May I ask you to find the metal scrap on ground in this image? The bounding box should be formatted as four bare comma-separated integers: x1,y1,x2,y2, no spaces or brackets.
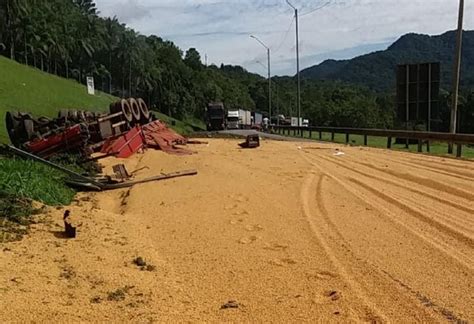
7,144,198,192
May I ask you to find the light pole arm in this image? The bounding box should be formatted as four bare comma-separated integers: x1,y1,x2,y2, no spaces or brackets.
250,35,269,50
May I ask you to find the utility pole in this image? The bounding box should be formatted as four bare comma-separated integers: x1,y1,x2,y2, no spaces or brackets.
286,0,301,128
250,35,272,120
449,0,464,154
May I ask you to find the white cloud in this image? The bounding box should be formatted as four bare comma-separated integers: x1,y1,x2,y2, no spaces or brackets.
94,0,474,76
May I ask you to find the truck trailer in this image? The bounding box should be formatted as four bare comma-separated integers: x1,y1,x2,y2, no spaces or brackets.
239,109,252,129
252,112,263,127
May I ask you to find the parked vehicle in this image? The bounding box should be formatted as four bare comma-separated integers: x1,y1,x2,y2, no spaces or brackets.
206,103,226,131
227,110,240,129
239,109,251,129
291,117,303,127
303,119,309,127
252,112,263,127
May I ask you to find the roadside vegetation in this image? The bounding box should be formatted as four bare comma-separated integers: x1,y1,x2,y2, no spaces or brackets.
294,132,474,159
0,152,81,242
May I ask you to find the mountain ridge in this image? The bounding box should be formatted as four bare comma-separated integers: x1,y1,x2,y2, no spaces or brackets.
301,30,474,92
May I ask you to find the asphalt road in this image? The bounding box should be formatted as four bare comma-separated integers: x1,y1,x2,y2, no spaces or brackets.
194,129,312,142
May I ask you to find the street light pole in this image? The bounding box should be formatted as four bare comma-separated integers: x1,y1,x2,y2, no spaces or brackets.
286,0,301,128
449,0,464,154
250,35,272,120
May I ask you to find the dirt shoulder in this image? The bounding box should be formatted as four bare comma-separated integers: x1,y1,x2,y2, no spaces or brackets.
1,139,473,322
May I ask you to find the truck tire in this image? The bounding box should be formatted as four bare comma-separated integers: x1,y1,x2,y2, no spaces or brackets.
127,98,141,123
119,99,133,123
5,112,20,144
24,119,35,140
137,98,150,123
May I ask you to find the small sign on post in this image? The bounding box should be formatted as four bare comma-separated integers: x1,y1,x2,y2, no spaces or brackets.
86,76,95,95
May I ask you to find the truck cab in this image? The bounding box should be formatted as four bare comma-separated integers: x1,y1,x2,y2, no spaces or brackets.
227,110,240,129
206,103,226,131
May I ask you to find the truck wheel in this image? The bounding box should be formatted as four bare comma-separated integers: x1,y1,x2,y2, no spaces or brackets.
119,99,133,123
137,98,150,123
24,119,35,140
127,98,141,124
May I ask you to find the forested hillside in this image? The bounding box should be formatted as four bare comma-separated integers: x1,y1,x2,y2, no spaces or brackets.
301,31,474,92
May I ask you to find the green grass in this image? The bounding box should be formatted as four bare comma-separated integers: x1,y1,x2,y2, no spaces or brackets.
152,111,205,135
0,56,116,143
0,157,75,206
284,130,474,159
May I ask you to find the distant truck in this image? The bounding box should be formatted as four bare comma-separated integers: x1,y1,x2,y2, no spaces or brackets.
239,109,251,129
227,110,240,129
206,103,226,131
252,112,263,128
291,117,303,127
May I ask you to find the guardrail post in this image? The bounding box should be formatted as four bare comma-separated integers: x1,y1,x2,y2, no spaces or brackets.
364,135,368,146
345,133,350,144
293,129,296,136
456,144,462,158
319,131,322,140
309,130,312,139
387,137,392,149
426,141,430,152
417,140,423,153
331,132,335,142
300,128,304,138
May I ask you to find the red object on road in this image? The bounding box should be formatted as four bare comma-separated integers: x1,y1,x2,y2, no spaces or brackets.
142,120,194,155
101,126,145,158
98,120,194,158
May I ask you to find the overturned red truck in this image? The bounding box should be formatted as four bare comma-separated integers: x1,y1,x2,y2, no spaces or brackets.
5,98,193,159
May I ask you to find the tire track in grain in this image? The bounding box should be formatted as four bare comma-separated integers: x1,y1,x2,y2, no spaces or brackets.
311,171,454,322
358,150,474,182
313,154,474,232
349,177,474,247
300,172,388,322
300,152,474,270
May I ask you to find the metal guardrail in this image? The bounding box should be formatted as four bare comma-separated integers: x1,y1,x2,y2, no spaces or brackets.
271,126,474,158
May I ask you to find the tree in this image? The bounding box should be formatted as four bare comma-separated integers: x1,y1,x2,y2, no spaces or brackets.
184,48,202,70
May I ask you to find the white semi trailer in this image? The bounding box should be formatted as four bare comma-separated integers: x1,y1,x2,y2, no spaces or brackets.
239,109,251,129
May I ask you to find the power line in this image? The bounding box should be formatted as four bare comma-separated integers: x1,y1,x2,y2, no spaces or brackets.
300,1,332,17
272,16,295,54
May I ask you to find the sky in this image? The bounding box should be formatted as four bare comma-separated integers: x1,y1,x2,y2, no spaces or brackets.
94,0,474,77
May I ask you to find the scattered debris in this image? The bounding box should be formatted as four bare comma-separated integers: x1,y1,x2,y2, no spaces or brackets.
220,300,240,309
7,145,198,192
112,164,131,181
132,257,157,272
326,290,341,301
143,120,194,155
90,296,102,304
333,151,345,156
239,134,260,149
107,286,134,302
133,257,147,267
63,210,76,238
